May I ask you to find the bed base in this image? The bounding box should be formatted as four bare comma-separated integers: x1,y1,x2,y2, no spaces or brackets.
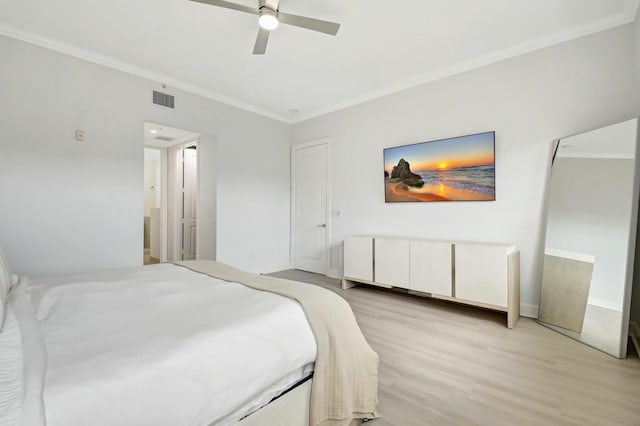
238,378,311,426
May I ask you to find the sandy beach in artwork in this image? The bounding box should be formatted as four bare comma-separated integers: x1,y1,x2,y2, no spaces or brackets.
385,178,494,202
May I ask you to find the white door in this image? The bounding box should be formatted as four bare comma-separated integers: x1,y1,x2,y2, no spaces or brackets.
181,146,198,260
292,142,329,274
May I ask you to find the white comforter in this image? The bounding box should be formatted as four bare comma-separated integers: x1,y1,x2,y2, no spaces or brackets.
27,263,317,426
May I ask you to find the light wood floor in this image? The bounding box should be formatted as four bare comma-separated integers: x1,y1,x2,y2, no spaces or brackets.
268,269,640,426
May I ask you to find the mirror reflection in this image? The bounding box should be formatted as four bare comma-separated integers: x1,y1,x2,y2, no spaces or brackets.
539,118,639,358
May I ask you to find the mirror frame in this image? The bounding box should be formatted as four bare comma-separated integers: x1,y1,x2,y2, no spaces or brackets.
537,118,640,358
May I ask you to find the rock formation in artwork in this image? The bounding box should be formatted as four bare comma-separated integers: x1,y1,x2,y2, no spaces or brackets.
390,158,424,187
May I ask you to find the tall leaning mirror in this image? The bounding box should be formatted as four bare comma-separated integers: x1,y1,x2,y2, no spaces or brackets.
538,118,640,358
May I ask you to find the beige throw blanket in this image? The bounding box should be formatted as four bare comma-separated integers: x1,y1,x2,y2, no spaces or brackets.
175,260,379,426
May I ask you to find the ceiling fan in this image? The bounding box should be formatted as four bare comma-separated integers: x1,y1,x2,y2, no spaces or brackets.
190,0,341,54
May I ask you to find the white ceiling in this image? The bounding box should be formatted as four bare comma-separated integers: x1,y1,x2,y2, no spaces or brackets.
144,121,200,147
1,0,638,123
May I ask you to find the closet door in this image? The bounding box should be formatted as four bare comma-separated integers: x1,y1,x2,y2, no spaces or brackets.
410,241,452,296
375,238,410,288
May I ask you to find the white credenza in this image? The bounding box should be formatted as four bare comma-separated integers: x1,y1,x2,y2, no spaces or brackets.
342,236,520,328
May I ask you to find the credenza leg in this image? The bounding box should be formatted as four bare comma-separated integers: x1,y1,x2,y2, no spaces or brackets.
341,279,358,290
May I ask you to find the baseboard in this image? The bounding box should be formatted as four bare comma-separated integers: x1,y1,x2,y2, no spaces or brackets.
520,303,539,319
262,263,293,274
326,269,341,280
630,321,640,359
587,297,622,312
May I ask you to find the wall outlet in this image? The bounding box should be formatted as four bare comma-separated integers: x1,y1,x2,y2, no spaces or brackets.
75,129,85,142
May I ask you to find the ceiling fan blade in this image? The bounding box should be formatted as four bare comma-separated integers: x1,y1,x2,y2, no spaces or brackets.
189,0,259,15
253,28,270,55
278,12,340,35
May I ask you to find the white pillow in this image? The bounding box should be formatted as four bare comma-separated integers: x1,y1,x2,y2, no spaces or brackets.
3,278,46,426
0,246,11,331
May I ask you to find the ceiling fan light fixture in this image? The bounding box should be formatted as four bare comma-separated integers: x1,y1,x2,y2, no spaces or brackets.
258,9,279,30
189,0,341,54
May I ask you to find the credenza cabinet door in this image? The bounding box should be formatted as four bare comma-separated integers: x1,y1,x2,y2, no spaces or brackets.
343,237,373,282
374,238,410,287
410,241,452,296
455,243,508,307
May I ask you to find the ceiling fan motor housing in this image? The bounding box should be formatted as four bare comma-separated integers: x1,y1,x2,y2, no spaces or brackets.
259,7,279,30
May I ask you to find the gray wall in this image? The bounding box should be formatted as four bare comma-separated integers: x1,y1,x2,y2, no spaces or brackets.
631,119,640,328
631,0,640,330
632,193,640,327
291,23,640,316
0,35,292,277
636,7,640,98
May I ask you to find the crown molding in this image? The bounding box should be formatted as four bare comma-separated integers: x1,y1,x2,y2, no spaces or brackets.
1,5,637,127
0,23,292,123
291,11,638,123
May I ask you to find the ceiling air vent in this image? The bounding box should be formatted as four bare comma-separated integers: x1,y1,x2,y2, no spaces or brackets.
152,91,175,109
154,136,174,142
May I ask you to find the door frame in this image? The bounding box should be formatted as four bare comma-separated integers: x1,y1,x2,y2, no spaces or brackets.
290,138,332,275
144,121,216,264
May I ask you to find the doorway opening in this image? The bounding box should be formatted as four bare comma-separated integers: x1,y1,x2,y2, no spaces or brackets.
144,121,216,264
143,147,163,264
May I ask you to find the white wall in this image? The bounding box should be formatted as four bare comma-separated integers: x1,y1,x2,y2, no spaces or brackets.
197,134,218,262
545,158,635,311
0,34,291,277
636,8,640,96
291,24,640,316
631,4,640,328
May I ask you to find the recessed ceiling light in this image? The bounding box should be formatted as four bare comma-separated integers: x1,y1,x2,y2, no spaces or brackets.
150,129,158,134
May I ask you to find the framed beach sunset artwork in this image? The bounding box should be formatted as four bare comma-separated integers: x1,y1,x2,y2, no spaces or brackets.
384,131,495,202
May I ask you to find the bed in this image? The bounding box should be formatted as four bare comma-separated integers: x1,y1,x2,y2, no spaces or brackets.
0,251,379,426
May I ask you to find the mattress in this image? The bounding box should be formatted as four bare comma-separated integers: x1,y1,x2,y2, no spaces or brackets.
26,263,317,426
